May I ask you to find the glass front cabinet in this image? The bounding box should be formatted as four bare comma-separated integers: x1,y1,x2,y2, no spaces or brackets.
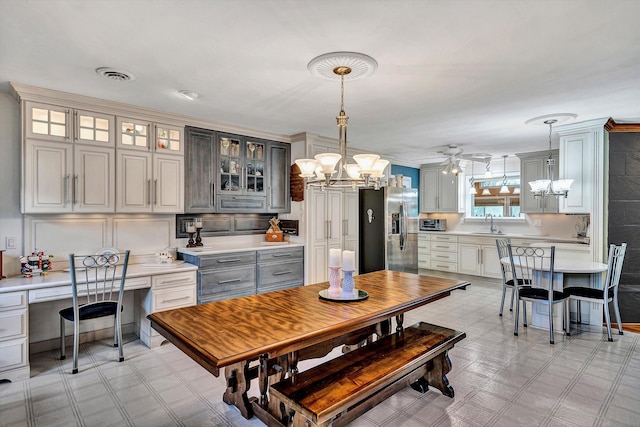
216,133,267,212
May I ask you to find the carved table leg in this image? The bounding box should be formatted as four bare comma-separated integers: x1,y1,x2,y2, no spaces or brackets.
258,354,269,407
223,361,254,419
423,350,455,398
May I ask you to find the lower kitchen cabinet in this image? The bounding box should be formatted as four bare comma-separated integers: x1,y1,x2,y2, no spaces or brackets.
257,247,304,293
181,246,304,303
136,271,197,348
418,233,431,269
0,291,29,382
428,234,458,272
458,239,502,279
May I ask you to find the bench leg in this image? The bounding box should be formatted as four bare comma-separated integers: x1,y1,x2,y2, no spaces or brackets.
396,313,405,331
223,361,254,419
420,350,455,398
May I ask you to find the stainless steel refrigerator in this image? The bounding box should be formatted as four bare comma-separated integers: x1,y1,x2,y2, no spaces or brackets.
359,187,419,274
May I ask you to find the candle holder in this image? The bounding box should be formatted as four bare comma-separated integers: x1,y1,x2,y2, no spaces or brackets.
341,270,355,296
328,266,342,296
186,221,197,248
195,218,204,247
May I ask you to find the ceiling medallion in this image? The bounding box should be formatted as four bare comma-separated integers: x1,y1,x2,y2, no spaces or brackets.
95,67,136,82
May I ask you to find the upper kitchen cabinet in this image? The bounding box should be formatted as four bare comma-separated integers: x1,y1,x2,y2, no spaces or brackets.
184,126,217,213
116,117,184,213
517,150,559,213
558,131,594,214
420,165,458,213
22,102,115,213
266,141,291,213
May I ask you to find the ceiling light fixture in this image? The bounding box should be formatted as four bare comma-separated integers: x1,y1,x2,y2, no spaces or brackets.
499,155,510,194
178,90,199,101
527,118,574,198
295,52,386,190
468,160,477,195
484,157,492,178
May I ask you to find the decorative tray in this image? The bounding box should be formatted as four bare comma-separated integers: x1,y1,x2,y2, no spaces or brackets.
318,289,369,302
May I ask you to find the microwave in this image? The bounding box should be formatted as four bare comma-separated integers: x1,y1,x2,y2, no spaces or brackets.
420,219,446,231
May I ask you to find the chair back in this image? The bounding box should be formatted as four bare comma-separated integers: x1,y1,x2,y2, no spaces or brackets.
496,238,512,279
604,243,627,295
68,250,130,309
507,244,556,301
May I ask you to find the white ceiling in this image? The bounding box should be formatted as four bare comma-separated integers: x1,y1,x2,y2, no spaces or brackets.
1,0,639,167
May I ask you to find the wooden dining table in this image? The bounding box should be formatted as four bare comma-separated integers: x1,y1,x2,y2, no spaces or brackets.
148,270,469,424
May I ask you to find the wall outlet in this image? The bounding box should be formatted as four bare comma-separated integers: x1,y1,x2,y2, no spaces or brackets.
533,220,542,227
5,236,16,249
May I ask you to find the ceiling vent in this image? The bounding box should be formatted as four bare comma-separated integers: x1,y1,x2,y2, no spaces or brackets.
95,67,136,81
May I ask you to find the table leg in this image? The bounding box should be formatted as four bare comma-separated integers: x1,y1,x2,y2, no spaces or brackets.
396,313,404,331
223,361,254,419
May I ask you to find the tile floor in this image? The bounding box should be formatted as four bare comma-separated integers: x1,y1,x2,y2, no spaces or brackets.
2,272,639,427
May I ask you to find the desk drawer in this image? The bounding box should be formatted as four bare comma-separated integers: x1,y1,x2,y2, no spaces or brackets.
199,266,256,300
0,338,28,371
198,251,256,269
152,286,196,312
0,292,27,311
0,310,27,340
430,242,457,252
28,276,150,303
152,271,196,290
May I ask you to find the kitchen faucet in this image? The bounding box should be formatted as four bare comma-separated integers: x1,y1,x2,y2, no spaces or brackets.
486,214,498,233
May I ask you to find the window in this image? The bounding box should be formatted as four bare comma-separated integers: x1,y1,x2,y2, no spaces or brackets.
468,177,522,218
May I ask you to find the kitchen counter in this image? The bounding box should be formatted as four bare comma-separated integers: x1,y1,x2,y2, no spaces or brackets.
178,242,305,256
0,262,198,294
418,230,589,245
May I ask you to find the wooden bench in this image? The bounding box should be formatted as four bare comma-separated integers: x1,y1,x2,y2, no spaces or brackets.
269,322,466,427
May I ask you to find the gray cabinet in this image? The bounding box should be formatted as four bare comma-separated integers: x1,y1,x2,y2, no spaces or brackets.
257,247,304,293
517,150,559,213
267,141,291,213
181,247,303,303
185,126,216,213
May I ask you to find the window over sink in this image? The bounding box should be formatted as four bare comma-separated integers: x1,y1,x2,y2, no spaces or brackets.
467,177,522,218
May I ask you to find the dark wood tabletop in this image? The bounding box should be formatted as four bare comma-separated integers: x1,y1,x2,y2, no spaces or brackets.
148,270,469,376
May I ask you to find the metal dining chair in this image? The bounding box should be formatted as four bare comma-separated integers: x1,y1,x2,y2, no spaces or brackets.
59,249,130,374
496,238,531,316
565,243,627,341
508,244,569,344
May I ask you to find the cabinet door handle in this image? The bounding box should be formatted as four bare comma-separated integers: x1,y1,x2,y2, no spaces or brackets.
218,258,242,263
343,219,348,236
273,271,292,276
162,296,191,303
272,254,290,258
157,279,189,286
65,109,71,140
477,249,480,264
325,221,329,240
73,110,78,142
154,179,158,205
218,278,241,284
73,175,78,205
211,182,215,207
147,180,151,205
64,174,70,206
147,124,151,151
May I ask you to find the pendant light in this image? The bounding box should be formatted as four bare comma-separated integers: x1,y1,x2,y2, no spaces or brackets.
499,155,510,194
468,160,477,195
527,118,574,198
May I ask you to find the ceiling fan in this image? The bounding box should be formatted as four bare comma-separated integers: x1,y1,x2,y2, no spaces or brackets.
437,145,492,176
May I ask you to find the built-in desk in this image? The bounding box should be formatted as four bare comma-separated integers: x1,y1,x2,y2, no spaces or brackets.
0,263,198,382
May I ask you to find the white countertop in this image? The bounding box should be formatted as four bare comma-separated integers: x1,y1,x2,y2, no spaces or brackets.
419,230,589,245
0,262,198,294
178,242,304,256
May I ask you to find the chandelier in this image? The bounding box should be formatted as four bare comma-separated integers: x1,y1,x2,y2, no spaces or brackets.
527,118,573,198
295,52,387,190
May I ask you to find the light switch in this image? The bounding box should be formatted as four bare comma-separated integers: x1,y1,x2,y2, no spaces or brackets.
6,236,16,249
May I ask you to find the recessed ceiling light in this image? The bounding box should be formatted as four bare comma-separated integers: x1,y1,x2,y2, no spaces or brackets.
178,90,199,101
95,67,136,81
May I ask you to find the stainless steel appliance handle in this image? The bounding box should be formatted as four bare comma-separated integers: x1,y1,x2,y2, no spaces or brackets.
399,202,405,250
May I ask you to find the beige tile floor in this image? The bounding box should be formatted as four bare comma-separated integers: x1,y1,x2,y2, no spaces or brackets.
2,272,639,427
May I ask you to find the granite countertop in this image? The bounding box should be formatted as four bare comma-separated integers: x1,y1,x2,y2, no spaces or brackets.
178,242,304,256
418,230,590,245
0,262,198,293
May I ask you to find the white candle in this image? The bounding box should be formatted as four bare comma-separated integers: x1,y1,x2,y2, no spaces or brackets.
195,218,203,229
186,225,196,233
329,248,341,267
342,250,355,271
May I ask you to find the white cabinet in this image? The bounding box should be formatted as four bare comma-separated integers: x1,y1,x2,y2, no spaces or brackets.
0,291,29,382
559,131,593,213
136,271,196,348
428,234,458,272
420,165,458,213
517,150,559,213
418,233,430,269
22,102,115,213
116,117,184,213
457,237,502,279
309,188,344,283
343,191,359,256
